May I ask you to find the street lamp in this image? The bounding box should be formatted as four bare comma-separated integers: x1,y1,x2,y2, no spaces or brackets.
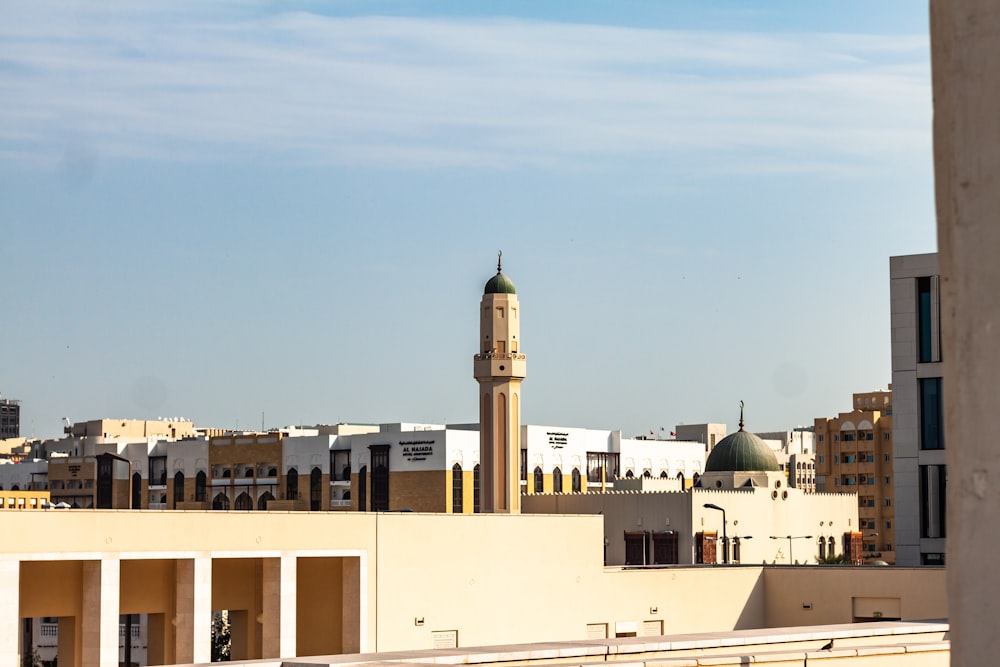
703,503,728,564
769,535,813,564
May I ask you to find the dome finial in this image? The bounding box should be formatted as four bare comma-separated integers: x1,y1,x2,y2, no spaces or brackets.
497,249,503,274
738,400,745,432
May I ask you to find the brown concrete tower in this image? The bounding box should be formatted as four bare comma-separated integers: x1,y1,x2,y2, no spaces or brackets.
474,253,526,513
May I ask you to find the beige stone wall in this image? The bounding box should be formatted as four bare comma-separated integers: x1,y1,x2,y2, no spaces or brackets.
391,470,448,512
1,511,948,661
763,566,947,627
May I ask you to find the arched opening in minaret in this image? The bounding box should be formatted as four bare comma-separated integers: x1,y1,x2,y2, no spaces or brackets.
496,392,507,511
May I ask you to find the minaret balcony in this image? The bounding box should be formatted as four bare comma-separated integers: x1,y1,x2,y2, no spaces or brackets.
474,352,527,379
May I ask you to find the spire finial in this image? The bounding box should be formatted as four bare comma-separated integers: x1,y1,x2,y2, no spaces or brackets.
738,400,745,431
497,249,503,274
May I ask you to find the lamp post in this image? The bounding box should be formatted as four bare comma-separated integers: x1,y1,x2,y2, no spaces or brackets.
703,503,728,564
770,535,813,564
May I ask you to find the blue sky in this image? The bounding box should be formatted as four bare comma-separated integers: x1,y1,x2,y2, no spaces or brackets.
1,1,935,439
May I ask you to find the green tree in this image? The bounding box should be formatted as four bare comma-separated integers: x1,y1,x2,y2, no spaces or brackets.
22,648,41,667
211,612,231,662
816,552,852,564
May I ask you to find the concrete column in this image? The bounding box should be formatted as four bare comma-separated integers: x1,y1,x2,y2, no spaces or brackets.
0,560,18,665
175,557,212,664
81,558,120,667
261,556,296,658
58,617,77,667
342,557,361,654
932,1,1000,664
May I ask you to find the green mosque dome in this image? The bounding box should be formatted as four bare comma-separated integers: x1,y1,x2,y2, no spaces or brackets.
484,252,516,294
704,405,780,472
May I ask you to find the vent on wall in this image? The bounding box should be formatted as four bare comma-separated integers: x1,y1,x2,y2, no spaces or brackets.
432,630,458,649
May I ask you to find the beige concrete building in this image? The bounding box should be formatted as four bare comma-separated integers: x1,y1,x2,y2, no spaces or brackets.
815,388,894,563
0,510,947,666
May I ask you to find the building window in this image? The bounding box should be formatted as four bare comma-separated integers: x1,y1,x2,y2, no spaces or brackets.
195,471,207,502
173,471,185,509
920,378,944,450
885,498,892,507
552,467,563,493
286,468,299,501
818,455,824,464
212,492,229,510
652,532,678,564
452,463,463,513
258,491,274,510
473,464,480,513
310,468,322,511
370,446,390,511
920,464,947,539
571,468,581,493
331,450,351,482
922,553,945,566
818,434,824,443
884,432,891,440
520,449,527,482
131,472,142,509
885,453,891,462
834,434,839,442
149,456,167,486
843,432,855,442
533,466,543,493
818,537,826,560
358,465,367,511
586,452,619,483
235,491,252,510
886,520,892,529
885,476,891,485
917,275,941,363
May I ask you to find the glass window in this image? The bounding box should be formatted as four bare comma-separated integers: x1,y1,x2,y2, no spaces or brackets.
920,464,947,538
918,276,938,363
452,463,463,514
552,467,563,493
571,468,581,493
533,466,543,493
473,464,480,513
920,378,944,450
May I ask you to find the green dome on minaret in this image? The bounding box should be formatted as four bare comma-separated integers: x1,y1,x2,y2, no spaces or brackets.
704,402,780,472
484,251,516,294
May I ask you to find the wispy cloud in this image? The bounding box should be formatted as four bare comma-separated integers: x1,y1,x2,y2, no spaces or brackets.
0,2,931,171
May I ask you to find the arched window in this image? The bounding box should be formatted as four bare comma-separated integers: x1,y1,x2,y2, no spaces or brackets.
235,492,252,511
818,537,827,560
132,472,142,509
258,491,275,510
286,468,298,501
173,471,185,509
358,465,367,511
625,470,635,479
310,467,322,511
268,467,277,477
552,467,563,493
827,536,836,555
11,484,19,491
677,472,686,488
733,537,743,563
212,492,229,510
473,464,481,513
642,470,652,478
692,472,700,485
244,468,254,478
222,469,231,479
342,490,350,500
452,463,463,514
571,468,581,493
659,470,669,478
533,466,543,493
195,471,207,502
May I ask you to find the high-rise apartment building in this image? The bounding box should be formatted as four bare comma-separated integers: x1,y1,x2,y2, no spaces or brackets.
890,253,945,566
814,387,894,563
0,397,20,439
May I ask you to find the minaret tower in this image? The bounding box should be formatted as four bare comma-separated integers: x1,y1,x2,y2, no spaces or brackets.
474,252,527,513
